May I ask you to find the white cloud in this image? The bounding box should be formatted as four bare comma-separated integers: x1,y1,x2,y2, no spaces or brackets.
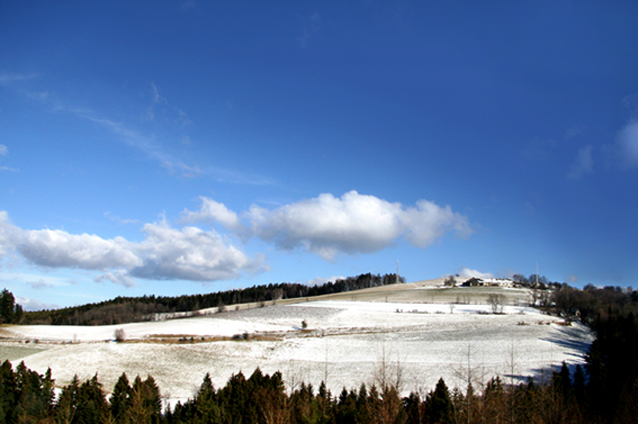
246,191,471,260
179,191,471,261
0,211,18,256
94,270,136,287
15,296,60,312
458,267,494,279
0,145,15,172
0,212,264,286
180,197,242,232
0,191,470,284
567,145,594,180
17,228,142,270
302,276,346,287
129,221,263,281
616,120,638,167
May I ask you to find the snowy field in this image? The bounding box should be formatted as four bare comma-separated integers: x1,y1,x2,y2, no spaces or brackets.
0,296,593,407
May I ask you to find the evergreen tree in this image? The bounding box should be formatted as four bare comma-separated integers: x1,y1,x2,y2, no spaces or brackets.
74,374,110,424
110,373,132,423
0,289,21,324
425,378,451,424
193,373,220,423
54,375,80,424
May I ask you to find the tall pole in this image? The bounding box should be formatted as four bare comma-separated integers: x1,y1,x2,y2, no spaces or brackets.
396,260,400,284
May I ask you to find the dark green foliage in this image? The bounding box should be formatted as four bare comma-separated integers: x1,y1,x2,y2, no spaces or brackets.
0,360,637,423
110,373,132,423
0,289,23,324
12,361,54,423
425,378,451,424
75,375,110,424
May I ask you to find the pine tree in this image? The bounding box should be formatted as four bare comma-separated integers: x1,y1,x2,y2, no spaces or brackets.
425,378,452,424
0,289,15,324
110,373,132,423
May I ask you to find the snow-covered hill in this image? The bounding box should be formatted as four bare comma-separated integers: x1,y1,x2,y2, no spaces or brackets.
0,286,593,407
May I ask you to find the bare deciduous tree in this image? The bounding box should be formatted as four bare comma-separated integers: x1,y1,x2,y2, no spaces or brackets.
487,294,505,314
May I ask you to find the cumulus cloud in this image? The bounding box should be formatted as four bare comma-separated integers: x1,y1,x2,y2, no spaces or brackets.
129,221,262,281
0,191,470,285
17,228,141,270
567,145,594,180
0,212,264,286
180,197,242,232
458,267,494,279
244,191,471,260
180,191,472,260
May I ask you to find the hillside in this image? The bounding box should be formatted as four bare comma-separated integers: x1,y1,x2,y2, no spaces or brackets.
0,280,592,407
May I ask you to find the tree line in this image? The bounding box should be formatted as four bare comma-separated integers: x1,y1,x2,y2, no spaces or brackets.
21,273,404,326
0,355,631,423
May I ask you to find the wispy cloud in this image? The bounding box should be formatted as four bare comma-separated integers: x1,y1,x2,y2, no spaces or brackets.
0,72,39,86
298,12,322,47
144,82,193,126
613,94,638,168
615,120,638,167
567,145,594,180
565,125,585,140
4,75,269,184
71,112,203,178
104,212,139,225
0,144,18,172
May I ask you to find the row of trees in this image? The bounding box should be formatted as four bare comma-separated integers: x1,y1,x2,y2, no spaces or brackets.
0,357,631,424
22,273,404,326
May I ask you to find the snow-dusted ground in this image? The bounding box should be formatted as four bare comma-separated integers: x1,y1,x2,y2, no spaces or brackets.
0,300,593,407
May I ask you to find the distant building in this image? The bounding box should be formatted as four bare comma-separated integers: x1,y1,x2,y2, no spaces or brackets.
461,278,514,288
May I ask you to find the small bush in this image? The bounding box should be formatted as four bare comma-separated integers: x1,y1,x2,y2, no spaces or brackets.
114,328,126,342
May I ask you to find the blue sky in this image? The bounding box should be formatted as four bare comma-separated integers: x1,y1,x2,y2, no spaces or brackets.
2,1,638,310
